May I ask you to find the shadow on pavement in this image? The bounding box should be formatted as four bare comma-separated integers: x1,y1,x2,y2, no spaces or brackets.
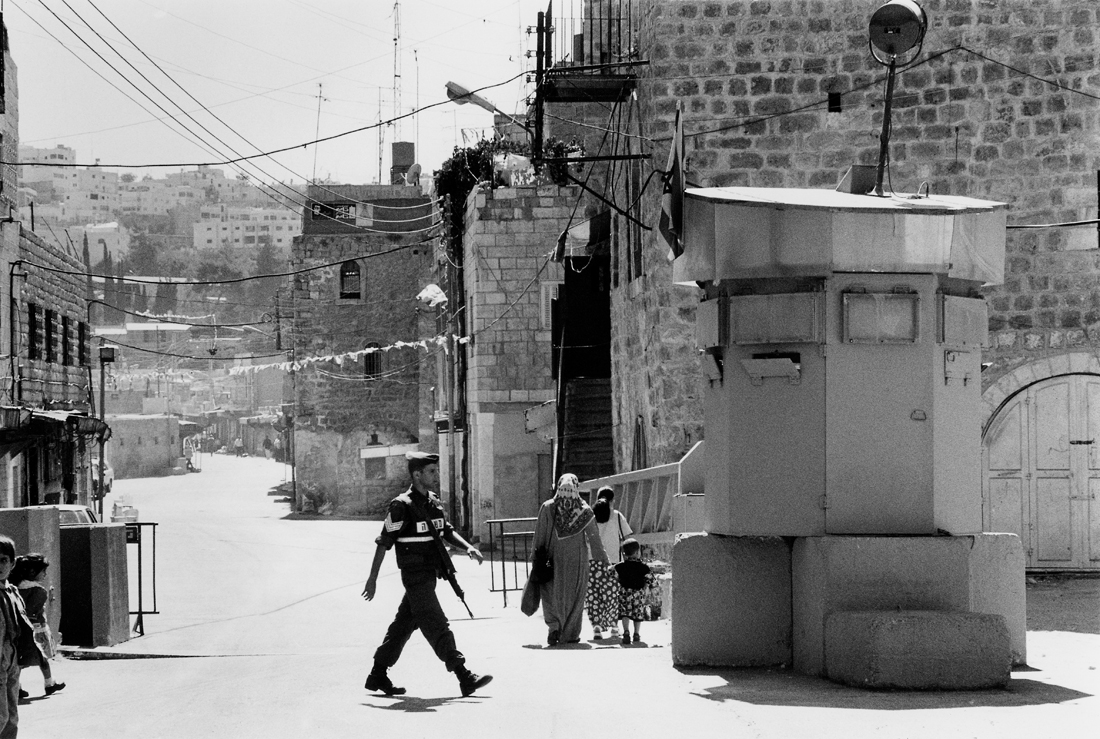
681,666,1092,709
363,696,482,713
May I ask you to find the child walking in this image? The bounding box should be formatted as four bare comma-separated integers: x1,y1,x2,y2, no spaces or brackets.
10,554,64,698
614,538,651,645
1,534,42,737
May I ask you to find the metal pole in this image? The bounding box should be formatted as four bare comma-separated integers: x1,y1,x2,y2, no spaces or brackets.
97,357,106,518
873,57,898,197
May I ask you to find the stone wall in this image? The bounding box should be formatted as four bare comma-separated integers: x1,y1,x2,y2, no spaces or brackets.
15,227,92,409
289,229,437,514
548,0,1100,469
464,184,572,411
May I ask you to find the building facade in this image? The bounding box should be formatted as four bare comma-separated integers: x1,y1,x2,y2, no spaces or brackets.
192,205,301,249
287,180,438,515
0,17,105,510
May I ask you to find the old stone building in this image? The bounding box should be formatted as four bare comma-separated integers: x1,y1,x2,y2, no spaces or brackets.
0,19,102,508
462,183,615,539
287,179,438,515
537,0,1100,568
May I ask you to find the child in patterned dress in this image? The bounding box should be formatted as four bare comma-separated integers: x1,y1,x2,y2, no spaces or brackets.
614,538,651,645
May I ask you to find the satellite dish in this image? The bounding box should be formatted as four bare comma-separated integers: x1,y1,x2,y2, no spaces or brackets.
405,163,422,186
869,0,927,62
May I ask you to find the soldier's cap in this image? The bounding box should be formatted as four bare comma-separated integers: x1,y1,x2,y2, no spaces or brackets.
405,451,439,463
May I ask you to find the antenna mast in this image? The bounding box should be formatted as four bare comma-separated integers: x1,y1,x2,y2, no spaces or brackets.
393,1,402,140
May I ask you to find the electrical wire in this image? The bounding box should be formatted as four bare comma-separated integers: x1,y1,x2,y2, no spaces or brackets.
2,71,528,170
22,235,435,286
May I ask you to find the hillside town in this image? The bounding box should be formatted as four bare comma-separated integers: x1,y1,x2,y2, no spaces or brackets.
0,1,1096,737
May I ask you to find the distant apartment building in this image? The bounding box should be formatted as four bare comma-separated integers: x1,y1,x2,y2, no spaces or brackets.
20,145,119,224
119,178,200,216
193,205,301,249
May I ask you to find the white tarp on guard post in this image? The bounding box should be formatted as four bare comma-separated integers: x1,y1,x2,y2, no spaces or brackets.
674,187,1006,286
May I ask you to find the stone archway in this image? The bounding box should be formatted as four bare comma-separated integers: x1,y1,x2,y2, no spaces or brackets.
980,352,1100,570
980,352,1100,433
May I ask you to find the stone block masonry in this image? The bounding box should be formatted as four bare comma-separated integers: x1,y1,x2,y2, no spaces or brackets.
289,214,438,515
546,0,1100,470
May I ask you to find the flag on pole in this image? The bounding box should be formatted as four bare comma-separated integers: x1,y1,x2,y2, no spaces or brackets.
659,101,685,262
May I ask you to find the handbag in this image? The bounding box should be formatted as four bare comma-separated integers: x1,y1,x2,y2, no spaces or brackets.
641,575,663,621
532,545,554,584
520,571,541,616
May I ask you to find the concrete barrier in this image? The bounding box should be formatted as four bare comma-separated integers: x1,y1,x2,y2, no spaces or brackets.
671,533,790,666
0,507,63,639
792,534,1025,675
825,611,1011,690
59,524,130,647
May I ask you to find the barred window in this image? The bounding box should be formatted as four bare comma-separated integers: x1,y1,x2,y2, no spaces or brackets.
28,304,39,360
364,342,382,378
339,261,362,300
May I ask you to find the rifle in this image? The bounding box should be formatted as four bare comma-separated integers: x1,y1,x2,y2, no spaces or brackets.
410,496,475,618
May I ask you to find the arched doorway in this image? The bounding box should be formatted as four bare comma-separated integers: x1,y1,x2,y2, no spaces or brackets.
983,370,1100,570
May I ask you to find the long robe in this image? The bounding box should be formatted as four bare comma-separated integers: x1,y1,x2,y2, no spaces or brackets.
534,498,608,643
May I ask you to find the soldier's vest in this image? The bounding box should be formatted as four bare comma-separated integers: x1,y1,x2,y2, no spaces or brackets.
391,491,447,572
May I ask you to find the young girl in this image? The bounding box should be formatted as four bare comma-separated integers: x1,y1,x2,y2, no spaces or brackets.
11,554,65,697
614,538,651,645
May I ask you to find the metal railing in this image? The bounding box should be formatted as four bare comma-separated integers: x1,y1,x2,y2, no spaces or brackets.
577,441,705,538
549,0,639,69
485,517,538,607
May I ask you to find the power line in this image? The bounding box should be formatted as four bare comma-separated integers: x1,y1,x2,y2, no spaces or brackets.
23,235,435,286
2,71,527,169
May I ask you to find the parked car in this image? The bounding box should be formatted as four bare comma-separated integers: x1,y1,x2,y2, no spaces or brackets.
91,458,114,494
57,505,99,526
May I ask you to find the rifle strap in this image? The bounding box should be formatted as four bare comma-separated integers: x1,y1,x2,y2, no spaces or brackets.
407,494,452,566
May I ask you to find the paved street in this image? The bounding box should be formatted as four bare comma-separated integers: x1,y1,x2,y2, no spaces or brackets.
13,453,1099,739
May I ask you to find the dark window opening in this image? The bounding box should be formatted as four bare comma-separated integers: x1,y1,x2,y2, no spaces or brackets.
78,321,88,366
364,342,382,378
828,92,843,113
340,261,362,299
45,309,55,363
27,304,39,360
61,315,71,366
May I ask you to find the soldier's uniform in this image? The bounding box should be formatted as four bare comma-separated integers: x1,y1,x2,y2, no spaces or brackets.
371,486,466,674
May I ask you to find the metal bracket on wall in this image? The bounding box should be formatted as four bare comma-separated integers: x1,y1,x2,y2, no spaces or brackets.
740,357,800,386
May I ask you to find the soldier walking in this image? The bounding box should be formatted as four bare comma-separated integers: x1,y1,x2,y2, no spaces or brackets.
361,452,492,698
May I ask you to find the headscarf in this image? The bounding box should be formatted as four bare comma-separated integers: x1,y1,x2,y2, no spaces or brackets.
552,473,593,538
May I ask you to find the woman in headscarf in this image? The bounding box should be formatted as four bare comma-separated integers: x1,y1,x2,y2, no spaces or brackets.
533,473,610,646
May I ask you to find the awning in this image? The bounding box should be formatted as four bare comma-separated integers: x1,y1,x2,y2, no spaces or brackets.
241,414,280,426
29,410,111,441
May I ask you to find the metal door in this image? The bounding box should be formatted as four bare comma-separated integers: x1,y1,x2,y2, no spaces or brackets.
982,374,1100,569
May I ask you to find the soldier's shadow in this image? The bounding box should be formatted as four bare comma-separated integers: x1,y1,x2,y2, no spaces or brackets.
363,696,483,713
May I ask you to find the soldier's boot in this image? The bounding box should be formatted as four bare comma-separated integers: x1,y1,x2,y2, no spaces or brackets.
456,668,493,697
364,668,406,696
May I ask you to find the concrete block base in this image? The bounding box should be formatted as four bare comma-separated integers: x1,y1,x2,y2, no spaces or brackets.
793,534,1026,676
671,533,790,667
825,611,1011,690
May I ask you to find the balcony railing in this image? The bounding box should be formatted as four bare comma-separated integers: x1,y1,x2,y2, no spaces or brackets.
547,0,640,70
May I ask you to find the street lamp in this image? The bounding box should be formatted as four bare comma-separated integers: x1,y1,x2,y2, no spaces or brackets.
445,81,528,135
97,344,116,516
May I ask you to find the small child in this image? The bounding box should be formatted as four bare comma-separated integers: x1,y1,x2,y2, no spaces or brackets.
0,535,39,735
10,554,64,698
614,538,651,645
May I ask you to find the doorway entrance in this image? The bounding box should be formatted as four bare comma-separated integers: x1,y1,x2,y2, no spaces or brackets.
983,373,1100,570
